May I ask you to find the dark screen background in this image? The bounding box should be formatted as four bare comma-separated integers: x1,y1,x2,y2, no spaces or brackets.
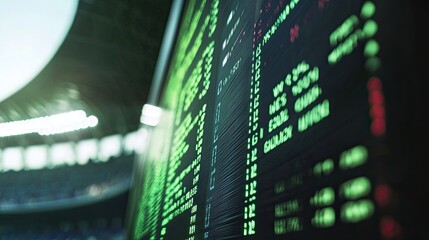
126,0,426,239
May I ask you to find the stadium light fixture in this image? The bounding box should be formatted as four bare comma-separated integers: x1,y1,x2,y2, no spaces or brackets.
0,110,98,137
140,104,162,126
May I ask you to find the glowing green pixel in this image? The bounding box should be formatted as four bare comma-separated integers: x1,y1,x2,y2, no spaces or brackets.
243,220,256,235
364,40,379,57
294,85,322,112
272,80,285,97
341,199,374,223
340,177,371,200
363,20,378,37
361,1,376,19
312,207,335,228
263,125,293,153
244,42,261,236
290,67,319,96
268,109,289,133
208,0,219,37
310,187,335,207
297,100,330,132
328,29,365,64
263,0,301,45
314,159,334,176
274,217,302,235
339,145,368,170
330,15,359,46
269,93,287,115
365,57,381,72
275,199,300,217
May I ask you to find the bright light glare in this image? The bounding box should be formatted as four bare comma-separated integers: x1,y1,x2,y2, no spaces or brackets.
0,110,98,137
25,145,48,170
2,147,24,171
135,128,148,154
140,104,162,126
124,131,139,154
51,142,75,166
124,130,148,154
98,134,122,162
76,139,98,165
0,0,79,102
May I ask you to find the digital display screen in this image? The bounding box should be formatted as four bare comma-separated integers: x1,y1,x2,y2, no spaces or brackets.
126,0,422,239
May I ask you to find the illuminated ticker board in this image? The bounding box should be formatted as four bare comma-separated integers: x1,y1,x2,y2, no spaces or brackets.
127,0,425,239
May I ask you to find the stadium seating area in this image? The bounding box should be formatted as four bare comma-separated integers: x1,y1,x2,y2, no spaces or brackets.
0,227,125,240
0,213,127,240
0,153,134,212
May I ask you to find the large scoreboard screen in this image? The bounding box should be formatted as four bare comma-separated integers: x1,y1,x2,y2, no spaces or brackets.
126,0,426,239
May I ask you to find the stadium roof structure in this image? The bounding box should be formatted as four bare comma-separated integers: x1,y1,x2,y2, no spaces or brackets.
0,0,172,148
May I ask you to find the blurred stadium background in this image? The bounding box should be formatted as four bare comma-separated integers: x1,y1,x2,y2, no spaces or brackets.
0,0,171,239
